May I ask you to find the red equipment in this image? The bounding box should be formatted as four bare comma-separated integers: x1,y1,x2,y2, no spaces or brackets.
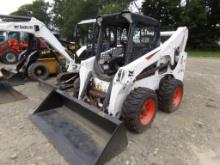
0,32,28,64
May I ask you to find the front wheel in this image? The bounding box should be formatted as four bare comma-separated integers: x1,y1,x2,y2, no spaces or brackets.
27,62,49,80
1,51,17,64
122,87,157,133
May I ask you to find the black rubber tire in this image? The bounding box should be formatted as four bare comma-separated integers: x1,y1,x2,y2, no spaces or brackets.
27,62,49,80
122,87,157,133
73,77,80,97
1,51,17,64
158,78,184,113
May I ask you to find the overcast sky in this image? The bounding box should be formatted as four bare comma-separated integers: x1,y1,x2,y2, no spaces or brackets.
0,0,185,15
0,0,143,15
0,0,53,15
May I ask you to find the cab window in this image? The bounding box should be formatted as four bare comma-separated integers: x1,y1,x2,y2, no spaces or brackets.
8,32,19,40
0,36,5,42
133,26,156,44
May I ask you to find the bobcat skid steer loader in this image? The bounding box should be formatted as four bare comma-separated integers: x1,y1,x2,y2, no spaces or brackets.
32,12,188,165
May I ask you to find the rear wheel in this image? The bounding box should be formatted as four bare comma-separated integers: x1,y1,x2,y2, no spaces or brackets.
27,62,49,80
158,78,183,113
1,51,17,64
122,87,157,133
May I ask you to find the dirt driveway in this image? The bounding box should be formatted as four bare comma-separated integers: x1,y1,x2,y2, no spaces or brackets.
0,57,220,165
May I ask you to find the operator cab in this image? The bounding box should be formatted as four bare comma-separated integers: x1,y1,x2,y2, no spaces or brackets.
95,12,160,80
74,19,98,63
75,19,97,48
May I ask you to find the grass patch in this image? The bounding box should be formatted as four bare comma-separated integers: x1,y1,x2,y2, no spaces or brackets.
188,51,220,57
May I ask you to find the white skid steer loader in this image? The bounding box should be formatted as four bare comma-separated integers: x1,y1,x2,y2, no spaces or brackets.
32,12,188,165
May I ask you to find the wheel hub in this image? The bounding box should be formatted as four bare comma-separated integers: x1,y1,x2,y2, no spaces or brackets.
36,69,43,75
140,99,156,125
172,87,183,108
6,53,16,63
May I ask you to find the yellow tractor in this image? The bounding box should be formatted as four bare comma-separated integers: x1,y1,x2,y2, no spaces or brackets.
2,34,78,81
26,38,78,80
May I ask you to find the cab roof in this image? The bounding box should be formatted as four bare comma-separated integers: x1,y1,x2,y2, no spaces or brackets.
97,11,160,27
77,19,96,25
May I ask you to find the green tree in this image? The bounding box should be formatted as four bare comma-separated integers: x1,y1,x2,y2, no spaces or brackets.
181,0,209,49
204,0,220,49
11,0,51,26
53,0,99,40
98,0,133,14
181,0,220,49
53,0,133,39
142,0,220,50
142,0,182,30
10,4,32,16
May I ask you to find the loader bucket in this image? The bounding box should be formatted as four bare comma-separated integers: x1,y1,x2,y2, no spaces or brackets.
31,89,128,165
38,79,57,93
1,68,25,86
0,82,26,104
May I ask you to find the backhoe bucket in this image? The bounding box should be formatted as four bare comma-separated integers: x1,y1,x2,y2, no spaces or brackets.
31,89,128,165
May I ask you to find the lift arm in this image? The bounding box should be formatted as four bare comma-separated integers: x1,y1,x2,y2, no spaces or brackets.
0,15,73,63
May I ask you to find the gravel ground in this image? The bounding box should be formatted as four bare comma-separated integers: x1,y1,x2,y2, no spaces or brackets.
0,57,220,165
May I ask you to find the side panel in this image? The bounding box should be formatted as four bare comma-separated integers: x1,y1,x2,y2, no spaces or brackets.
172,52,188,81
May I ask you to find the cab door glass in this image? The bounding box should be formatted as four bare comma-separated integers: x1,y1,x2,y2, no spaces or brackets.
0,36,5,42
8,32,19,40
133,26,156,44
131,25,157,61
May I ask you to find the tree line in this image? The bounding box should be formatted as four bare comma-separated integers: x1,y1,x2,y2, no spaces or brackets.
11,0,220,50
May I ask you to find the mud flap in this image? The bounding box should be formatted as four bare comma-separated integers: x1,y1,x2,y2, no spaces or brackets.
31,89,128,165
